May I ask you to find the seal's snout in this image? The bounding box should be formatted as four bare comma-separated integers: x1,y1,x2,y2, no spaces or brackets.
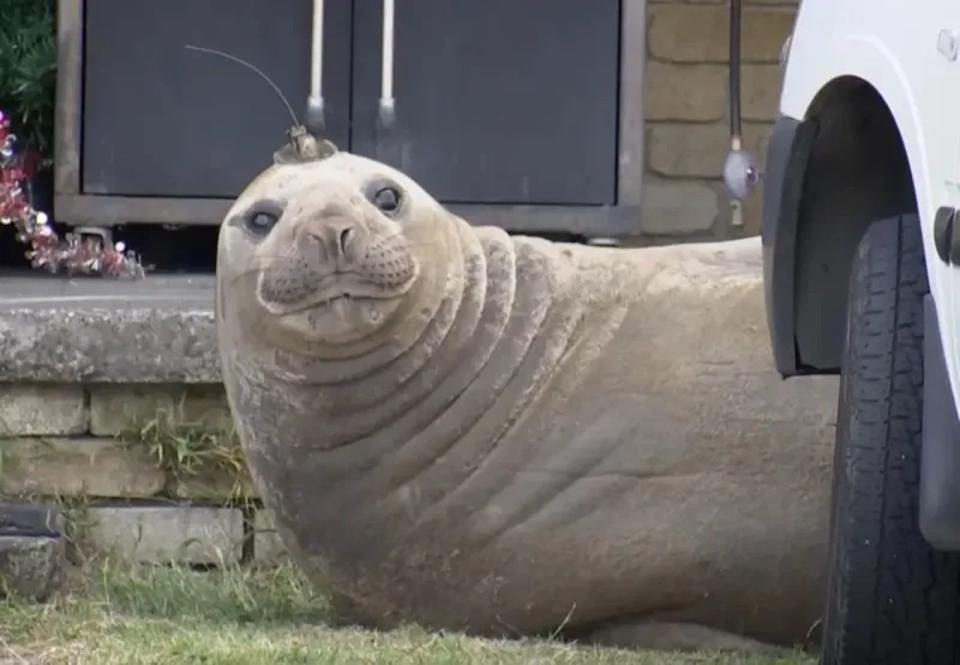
302,217,359,267
252,196,419,344
223,153,436,346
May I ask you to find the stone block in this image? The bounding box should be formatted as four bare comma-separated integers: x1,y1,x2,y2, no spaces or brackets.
167,467,258,503
645,62,726,122
742,64,784,121
645,62,783,123
0,438,165,499
89,384,232,436
640,179,720,235
253,509,289,564
649,4,796,63
647,122,773,178
0,384,86,437
0,535,65,601
85,505,244,565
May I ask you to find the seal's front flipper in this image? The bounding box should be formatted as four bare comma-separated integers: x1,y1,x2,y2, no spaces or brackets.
576,620,791,656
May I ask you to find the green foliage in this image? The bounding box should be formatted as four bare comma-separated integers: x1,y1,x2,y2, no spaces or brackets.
0,0,57,159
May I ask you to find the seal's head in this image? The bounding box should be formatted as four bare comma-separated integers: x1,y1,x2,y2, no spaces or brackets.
218,152,455,353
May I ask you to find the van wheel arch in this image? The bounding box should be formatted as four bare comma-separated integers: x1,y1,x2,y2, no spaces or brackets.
763,75,918,376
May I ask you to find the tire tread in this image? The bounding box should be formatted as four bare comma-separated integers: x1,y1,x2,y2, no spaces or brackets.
821,214,960,665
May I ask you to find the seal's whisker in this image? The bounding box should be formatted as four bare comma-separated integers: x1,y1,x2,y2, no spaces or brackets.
226,237,448,288
246,256,288,268
228,265,274,285
395,239,445,250
233,254,298,273
228,262,274,277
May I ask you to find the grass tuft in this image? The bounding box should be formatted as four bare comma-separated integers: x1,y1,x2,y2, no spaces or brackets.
90,557,323,625
120,400,245,478
117,398,252,505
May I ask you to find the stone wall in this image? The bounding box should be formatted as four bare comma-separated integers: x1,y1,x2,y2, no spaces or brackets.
640,0,799,240
0,382,285,566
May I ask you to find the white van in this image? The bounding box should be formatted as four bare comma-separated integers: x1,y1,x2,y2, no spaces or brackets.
754,2,960,663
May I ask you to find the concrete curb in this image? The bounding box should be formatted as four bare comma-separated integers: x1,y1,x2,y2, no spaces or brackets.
0,275,219,383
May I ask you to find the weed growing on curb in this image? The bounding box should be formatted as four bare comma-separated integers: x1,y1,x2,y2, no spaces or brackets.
116,398,252,505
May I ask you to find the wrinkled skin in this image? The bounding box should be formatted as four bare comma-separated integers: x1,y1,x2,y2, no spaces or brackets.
216,151,837,654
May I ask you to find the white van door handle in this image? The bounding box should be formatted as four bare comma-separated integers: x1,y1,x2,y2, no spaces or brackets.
938,29,959,62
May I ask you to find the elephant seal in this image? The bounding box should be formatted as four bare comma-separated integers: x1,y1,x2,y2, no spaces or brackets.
215,150,838,653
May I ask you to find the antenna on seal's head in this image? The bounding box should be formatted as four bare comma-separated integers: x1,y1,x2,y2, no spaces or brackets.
183,44,338,164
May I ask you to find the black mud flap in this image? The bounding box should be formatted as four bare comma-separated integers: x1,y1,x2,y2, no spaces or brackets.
920,294,960,551
761,114,817,377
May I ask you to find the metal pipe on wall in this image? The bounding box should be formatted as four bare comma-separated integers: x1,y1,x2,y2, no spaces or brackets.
305,0,326,133
379,0,396,127
723,0,760,226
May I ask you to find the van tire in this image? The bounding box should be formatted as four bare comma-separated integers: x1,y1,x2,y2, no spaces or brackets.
820,214,960,665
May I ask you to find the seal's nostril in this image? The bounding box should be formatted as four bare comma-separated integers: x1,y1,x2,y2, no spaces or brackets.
338,227,353,254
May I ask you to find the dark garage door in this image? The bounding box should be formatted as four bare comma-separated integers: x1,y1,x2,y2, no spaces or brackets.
81,0,353,198
81,0,620,206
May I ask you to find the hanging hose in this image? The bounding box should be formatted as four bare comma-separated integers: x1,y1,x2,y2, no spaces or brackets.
379,0,396,127
305,0,326,133
728,0,742,150
723,0,760,225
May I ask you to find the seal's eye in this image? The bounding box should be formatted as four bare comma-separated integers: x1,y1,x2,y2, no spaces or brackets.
372,186,402,214
246,211,279,236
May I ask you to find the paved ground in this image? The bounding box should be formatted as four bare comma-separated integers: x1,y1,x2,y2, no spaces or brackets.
0,273,215,311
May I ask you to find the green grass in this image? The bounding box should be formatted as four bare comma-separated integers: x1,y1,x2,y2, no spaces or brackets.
0,560,818,665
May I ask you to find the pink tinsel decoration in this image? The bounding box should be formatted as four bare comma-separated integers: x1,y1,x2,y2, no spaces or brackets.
0,109,145,278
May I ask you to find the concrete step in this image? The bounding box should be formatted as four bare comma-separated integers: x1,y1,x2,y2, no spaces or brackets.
0,274,218,383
